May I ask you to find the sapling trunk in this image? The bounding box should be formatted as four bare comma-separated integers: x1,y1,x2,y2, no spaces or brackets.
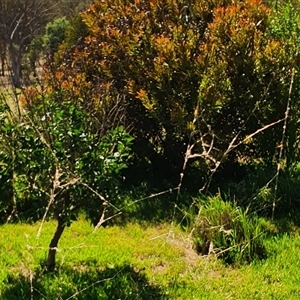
0,54,4,76
46,217,65,272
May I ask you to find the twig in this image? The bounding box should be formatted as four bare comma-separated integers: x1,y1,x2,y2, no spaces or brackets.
121,187,178,209
36,166,61,239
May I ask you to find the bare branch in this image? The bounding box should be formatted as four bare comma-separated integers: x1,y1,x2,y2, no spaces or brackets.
272,68,295,219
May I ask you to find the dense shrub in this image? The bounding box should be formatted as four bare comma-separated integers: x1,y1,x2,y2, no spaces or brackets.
44,0,300,189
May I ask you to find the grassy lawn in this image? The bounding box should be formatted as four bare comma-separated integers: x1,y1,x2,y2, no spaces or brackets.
0,218,300,299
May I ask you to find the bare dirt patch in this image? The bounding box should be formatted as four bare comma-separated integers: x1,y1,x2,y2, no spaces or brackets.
166,232,200,267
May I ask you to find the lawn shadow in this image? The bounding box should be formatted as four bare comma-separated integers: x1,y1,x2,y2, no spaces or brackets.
2,262,167,300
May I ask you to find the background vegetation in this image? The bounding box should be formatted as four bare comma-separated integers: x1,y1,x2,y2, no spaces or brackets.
1,0,300,298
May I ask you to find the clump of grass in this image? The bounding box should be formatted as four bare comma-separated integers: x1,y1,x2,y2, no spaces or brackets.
192,195,271,265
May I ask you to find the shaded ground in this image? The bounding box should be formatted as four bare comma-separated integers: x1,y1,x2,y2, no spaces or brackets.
2,264,166,300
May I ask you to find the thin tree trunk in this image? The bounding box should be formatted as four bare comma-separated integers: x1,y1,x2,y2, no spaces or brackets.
8,43,22,88
0,54,4,76
46,217,65,272
7,134,18,222
11,58,21,88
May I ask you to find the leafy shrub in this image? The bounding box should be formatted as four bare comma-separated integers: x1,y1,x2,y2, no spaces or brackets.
46,0,300,189
4,95,133,224
43,17,70,56
0,88,133,270
192,195,270,264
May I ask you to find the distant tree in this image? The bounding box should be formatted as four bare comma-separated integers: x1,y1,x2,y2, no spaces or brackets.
0,0,54,87
26,35,44,77
55,0,92,17
43,17,70,57
0,31,6,76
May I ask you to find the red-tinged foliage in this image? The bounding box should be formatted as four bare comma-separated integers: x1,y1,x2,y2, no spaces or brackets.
40,0,299,184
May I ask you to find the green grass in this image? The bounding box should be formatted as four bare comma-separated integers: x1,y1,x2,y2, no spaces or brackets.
1,218,300,299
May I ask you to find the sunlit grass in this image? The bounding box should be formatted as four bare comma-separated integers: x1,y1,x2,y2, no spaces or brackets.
1,218,300,299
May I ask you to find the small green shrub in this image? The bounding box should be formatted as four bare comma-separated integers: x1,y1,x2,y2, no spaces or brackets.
43,17,70,56
192,195,270,265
